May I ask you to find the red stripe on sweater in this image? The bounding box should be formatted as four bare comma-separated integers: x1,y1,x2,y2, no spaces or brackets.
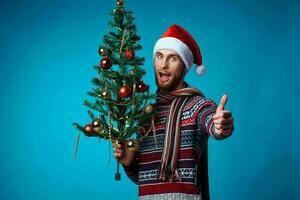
140,152,162,163
157,111,171,117
139,183,199,196
181,118,195,125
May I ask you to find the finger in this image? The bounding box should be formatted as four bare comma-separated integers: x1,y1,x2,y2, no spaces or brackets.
220,129,232,136
214,117,233,125
114,148,123,154
215,123,233,130
214,124,221,130
213,118,232,126
214,128,222,135
216,94,228,112
114,152,122,158
215,128,232,136
213,110,232,119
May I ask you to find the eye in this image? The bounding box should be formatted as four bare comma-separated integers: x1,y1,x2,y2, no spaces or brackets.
156,53,163,59
169,56,178,62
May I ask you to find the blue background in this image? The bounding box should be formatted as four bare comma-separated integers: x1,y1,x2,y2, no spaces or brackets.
0,0,299,199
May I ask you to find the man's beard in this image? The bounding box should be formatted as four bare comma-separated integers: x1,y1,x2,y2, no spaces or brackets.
155,69,185,92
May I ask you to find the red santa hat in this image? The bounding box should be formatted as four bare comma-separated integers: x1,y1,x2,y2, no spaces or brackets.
153,24,205,75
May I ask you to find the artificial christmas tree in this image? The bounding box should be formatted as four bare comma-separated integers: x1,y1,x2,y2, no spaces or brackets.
73,0,154,180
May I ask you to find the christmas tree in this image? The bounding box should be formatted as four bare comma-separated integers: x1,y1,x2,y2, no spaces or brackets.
73,0,155,180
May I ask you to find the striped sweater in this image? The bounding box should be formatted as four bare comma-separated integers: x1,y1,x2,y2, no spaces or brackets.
123,93,231,199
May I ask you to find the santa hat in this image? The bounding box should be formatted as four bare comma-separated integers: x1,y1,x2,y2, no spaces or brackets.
153,24,205,75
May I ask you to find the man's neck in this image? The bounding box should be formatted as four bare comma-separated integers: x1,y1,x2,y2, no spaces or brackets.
159,80,186,93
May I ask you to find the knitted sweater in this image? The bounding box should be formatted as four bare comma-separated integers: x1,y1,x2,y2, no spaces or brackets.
123,93,230,199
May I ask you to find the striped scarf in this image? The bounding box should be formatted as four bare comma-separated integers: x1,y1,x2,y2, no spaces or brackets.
156,84,203,182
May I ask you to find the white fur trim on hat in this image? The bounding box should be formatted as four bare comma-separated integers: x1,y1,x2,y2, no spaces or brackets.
195,65,206,76
153,37,194,70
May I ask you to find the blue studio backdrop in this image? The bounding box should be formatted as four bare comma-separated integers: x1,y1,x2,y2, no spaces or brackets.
0,0,299,199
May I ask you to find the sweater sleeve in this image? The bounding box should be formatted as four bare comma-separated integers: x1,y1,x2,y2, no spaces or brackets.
122,152,139,185
197,98,231,140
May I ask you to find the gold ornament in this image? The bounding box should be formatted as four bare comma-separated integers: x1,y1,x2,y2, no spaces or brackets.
112,140,125,149
98,47,105,56
112,140,120,148
101,91,110,99
144,104,153,113
127,139,138,152
117,0,124,6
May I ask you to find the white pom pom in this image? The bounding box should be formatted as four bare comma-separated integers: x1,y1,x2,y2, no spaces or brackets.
195,65,206,76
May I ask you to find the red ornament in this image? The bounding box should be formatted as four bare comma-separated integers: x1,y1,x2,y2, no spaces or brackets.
125,49,135,60
84,124,96,137
100,57,112,70
137,81,149,92
118,85,133,98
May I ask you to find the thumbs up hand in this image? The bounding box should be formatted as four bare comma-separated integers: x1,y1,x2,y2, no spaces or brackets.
212,94,234,136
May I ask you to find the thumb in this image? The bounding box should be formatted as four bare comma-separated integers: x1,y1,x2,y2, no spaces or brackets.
216,94,228,112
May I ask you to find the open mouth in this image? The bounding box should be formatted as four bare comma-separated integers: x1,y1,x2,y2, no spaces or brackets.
158,71,171,82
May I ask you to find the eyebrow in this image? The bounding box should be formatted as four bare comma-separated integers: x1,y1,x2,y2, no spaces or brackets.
167,54,180,57
155,52,180,58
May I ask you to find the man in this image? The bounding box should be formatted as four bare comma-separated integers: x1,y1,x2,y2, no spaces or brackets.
114,24,234,200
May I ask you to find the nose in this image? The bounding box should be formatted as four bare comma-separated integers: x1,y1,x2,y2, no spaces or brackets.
160,58,168,69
